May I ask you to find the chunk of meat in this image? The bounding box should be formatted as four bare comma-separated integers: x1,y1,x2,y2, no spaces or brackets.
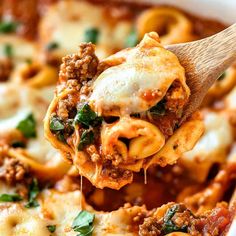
59,43,99,83
165,81,188,113
0,151,29,185
0,58,13,82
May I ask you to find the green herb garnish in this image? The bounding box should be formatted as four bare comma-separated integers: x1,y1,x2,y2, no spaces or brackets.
47,225,56,233
11,141,26,148
3,44,13,58
50,117,65,131
46,42,59,51
84,28,100,44
16,113,37,138
0,193,22,202
0,21,18,33
149,100,166,116
125,28,138,47
78,130,94,150
3,43,13,58
72,210,95,236
162,205,188,234
25,178,40,208
74,104,102,127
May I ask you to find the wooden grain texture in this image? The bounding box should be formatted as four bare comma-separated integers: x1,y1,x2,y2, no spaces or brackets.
166,23,236,121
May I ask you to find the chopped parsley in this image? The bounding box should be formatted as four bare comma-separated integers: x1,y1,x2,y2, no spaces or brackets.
49,117,74,143
0,193,22,202
162,205,188,234
125,28,138,47
0,21,18,33
47,225,56,233
50,117,65,131
78,130,94,151
46,42,59,51
84,28,100,44
3,44,13,58
25,178,40,208
74,104,102,127
72,210,95,236
149,100,166,116
16,113,37,138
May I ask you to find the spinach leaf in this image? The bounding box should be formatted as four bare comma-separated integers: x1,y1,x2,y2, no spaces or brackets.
25,178,40,208
125,28,138,47
0,21,18,33
149,100,166,116
3,44,13,58
46,42,59,51
72,210,95,236
16,113,37,138
78,130,94,150
74,104,102,127
84,28,100,44
0,193,22,202
50,117,65,131
47,225,56,233
162,205,188,234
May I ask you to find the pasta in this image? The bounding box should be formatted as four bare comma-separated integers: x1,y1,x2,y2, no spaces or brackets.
39,0,132,59
12,62,58,88
44,32,204,189
136,7,195,45
0,0,235,235
0,84,70,181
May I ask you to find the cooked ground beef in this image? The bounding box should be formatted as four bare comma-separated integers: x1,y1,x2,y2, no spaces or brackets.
165,81,188,113
59,43,99,83
0,156,29,185
139,203,231,236
0,58,13,82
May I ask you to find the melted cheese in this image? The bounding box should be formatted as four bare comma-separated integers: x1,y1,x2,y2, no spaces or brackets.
0,190,144,236
39,0,132,59
0,83,58,164
0,35,37,64
225,86,236,109
0,204,49,236
181,111,233,182
89,33,189,115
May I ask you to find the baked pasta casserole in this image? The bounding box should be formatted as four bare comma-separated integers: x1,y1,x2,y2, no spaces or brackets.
0,0,235,235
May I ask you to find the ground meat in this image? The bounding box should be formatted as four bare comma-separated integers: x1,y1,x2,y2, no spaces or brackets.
0,58,13,82
139,204,195,236
102,161,132,180
191,203,232,236
165,81,188,114
0,157,29,185
139,216,162,236
139,203,232,236
56,93,78,119
57,101,69,119
59,43,99,83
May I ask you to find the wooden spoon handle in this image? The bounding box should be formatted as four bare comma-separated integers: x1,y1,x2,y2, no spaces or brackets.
167,23,236,120
167,23,236,85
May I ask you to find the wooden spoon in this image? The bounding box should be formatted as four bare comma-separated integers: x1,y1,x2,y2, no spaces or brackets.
166,23,236,121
